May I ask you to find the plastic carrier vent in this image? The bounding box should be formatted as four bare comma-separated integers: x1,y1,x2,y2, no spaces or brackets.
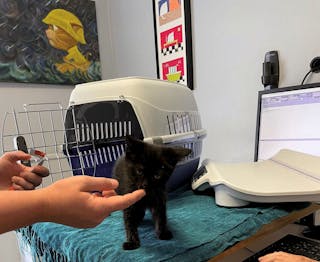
64,101,143,177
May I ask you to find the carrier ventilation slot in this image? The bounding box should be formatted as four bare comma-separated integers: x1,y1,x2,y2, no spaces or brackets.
167,112,201,135
70,120,131,167
76,121,132,142
165,112,203,160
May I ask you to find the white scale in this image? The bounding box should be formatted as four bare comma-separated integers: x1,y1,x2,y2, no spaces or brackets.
192,149,320,207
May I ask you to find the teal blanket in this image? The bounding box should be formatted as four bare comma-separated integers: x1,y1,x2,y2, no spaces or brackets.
19,190,307,262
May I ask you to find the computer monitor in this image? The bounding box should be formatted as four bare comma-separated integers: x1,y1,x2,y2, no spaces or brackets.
254,82,320,230
254,82,320,162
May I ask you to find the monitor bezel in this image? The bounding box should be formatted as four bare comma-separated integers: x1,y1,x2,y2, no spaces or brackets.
254,82,320,161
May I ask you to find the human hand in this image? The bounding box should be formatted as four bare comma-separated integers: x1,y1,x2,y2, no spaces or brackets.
40,176,146,228
259,251,317,262
0,151,49,190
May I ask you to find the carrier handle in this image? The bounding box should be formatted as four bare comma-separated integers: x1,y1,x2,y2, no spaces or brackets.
143,129,206,145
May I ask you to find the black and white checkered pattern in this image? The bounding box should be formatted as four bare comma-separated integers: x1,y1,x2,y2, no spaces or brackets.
161,43,184,56
177,75,186,84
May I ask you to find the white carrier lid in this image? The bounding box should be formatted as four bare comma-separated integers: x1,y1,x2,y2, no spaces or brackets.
69,77,198,112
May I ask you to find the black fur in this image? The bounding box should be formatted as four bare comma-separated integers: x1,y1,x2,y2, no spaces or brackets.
112,136,191,250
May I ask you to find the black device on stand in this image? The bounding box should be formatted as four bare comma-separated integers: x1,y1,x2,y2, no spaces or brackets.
261,50,279,90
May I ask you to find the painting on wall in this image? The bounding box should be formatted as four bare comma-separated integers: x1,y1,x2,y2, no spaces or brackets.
153,0,193,89
0,0,101,85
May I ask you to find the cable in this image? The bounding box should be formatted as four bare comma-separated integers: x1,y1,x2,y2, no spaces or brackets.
301,69,312,85
301,57,320,85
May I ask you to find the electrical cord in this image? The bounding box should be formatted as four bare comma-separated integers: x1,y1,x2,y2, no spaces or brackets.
302,56,320,85
301,69,312,85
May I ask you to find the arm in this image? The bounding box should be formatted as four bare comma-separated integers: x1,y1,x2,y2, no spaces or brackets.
0,176,145,234
259,251,317,262
0,189,45,232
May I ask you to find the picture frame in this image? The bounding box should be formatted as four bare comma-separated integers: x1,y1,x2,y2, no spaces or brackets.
153,0,194,90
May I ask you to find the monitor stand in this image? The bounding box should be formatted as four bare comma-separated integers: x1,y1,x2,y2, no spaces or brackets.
298,211,320,240
303,226,320,240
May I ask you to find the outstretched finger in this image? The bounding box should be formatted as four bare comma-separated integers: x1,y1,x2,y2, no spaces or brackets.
101,190,117,198
106,189,146,211
78,176,119,192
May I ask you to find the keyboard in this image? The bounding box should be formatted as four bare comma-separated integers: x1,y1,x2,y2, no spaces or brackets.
243,234,320,261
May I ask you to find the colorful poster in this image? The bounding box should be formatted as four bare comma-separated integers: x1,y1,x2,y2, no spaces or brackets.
0,0,101,85
153,0,193,89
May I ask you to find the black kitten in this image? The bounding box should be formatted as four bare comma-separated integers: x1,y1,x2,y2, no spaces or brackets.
112,136,191,250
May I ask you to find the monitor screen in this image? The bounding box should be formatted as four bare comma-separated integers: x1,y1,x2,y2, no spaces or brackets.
254,82,320,161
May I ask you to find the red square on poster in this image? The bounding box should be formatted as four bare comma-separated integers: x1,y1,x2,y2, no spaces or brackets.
160,25,183,50
162,57,184,82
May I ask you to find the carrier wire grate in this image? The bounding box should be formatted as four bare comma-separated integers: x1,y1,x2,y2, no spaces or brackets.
1,103,101,187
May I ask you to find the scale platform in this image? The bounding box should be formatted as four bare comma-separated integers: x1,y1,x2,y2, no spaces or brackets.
192,149,320,207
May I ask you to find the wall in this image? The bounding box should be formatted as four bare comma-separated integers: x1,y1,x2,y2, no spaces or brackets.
103,0,320,162
192,0,320,162
3,0,320,260
105,0,157,78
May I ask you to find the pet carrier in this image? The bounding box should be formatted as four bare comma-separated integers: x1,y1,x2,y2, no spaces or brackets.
65,77,206,191
1,77,206,191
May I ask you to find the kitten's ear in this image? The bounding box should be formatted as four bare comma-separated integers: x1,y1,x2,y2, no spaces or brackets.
125,135,144,160
166,147,192,166
126,135,139,147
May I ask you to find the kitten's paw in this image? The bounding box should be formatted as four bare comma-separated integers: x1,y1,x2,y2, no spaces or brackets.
158,230,173,240
123,241,140,250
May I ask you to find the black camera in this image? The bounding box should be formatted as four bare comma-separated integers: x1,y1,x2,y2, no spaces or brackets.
262,50,279,90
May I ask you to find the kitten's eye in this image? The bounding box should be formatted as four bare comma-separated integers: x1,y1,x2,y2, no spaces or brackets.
136,167,143,176
154,174,161,180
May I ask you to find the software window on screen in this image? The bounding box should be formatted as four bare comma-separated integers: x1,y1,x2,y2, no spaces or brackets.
257,86,320,161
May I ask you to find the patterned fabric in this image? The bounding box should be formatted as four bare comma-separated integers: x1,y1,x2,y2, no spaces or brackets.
18,190,308,262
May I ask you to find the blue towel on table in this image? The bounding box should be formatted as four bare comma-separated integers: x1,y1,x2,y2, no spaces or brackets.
19,190,307,262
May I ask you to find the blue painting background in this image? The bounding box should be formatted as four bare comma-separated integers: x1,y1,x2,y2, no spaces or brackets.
0,0,101,85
